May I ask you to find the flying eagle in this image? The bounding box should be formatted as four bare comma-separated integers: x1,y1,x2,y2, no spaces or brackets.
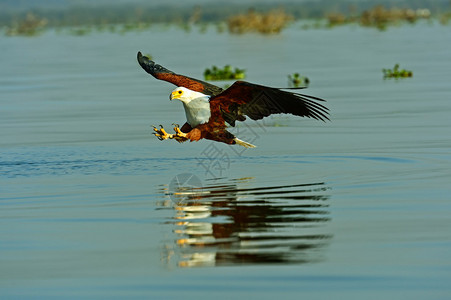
137,52,329,148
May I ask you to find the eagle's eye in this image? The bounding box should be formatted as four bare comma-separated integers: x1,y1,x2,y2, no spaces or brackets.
178,90,183,94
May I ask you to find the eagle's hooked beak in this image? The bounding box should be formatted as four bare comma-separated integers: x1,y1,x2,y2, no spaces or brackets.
170,90,182,101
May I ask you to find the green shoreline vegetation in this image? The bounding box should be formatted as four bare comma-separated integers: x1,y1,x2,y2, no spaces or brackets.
326,5,434,30
1,1,451,37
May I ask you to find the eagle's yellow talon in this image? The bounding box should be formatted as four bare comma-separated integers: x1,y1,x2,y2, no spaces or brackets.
173,126,185,136
173,127,187,141
153,125,174,140
159,127,168,136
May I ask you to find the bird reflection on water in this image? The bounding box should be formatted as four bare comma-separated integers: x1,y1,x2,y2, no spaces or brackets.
159,177,332,268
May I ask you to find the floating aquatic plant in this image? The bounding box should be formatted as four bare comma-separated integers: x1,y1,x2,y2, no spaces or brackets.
288,73,310,87
383,64,413,79
204,65,246,81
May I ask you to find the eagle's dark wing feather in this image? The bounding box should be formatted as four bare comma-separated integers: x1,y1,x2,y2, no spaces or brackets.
137,52,223,96
209,81,330,126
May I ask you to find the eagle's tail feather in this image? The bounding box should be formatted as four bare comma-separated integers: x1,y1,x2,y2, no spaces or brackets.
234,138,256,148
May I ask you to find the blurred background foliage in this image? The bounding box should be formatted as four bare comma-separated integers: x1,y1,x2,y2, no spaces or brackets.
1,0,450,36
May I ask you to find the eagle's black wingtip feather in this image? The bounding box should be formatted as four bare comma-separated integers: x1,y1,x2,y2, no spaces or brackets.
292,93,330,122
307,102,330,122
137,51,158,75
137,51,144,64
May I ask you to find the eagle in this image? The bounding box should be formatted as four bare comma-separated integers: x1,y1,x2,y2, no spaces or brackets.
137,52,329,148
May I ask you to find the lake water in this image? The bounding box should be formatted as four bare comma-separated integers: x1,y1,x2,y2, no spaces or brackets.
1,22,451,299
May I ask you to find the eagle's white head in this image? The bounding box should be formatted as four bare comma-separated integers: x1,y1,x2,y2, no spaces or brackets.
170,87,208,104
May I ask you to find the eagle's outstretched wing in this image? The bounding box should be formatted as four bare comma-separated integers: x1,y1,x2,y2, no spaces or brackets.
137,52,223,96
137,53,329,127
209,81,329,126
